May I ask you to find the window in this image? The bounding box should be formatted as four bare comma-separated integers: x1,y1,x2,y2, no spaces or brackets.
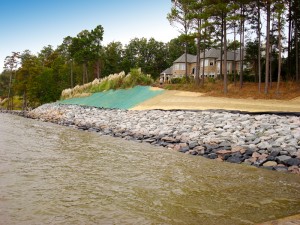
205,59,209,67
210,61,214,66
227,62,231,71
174,63,185,70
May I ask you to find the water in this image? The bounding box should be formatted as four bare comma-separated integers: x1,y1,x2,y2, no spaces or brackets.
0,114,300,225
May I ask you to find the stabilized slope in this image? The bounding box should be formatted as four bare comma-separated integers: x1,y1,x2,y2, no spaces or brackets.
60,86,164,110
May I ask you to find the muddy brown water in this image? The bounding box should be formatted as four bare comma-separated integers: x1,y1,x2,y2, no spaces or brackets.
0,114,300,225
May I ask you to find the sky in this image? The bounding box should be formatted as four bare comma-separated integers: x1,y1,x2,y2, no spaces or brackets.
0,0,179,72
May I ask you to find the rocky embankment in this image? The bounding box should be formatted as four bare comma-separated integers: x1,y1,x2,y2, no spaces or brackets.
23,103,300,174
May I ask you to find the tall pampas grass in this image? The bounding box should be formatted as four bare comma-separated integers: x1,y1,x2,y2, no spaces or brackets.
61,69,153,100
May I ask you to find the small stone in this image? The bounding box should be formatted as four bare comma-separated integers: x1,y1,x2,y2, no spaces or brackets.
263,161,278,167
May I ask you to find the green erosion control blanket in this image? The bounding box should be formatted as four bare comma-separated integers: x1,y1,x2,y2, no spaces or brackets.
60,86,164,110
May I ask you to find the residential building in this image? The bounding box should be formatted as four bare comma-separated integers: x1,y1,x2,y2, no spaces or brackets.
160,48,242,82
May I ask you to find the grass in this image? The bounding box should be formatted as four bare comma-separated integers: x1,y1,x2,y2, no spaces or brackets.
61,69,154,100
0,96,24,110
161,79,300,100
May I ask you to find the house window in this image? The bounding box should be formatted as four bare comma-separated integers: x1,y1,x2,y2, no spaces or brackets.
192,67,195,74
205,59,209,67
227,62,231,71
210,61,214,66
174,63,186,70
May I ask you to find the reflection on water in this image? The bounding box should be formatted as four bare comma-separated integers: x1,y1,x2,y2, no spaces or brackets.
0,114,300,225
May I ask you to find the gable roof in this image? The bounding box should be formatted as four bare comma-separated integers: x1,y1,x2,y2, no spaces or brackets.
172,49,243,65
160,66,173,75
174,53,196,63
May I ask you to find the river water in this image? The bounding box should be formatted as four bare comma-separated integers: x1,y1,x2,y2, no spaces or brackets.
0,114,300,225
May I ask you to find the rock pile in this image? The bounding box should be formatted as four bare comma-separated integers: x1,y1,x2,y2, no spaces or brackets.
26,103,300,174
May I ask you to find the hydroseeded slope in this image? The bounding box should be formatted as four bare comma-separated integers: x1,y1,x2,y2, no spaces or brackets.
60,86,164,109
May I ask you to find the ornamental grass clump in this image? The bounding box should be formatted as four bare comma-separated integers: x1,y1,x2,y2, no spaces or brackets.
60,69,153,100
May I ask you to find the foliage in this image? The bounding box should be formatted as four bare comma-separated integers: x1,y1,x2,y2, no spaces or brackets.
61,69,154,100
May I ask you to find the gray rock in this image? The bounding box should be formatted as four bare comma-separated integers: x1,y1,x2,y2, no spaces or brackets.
179,146,190,153
276,155,292,164
227,156,243,164
284,158,300,166
257,141,272,150
284,146,297,153
274,166,288,172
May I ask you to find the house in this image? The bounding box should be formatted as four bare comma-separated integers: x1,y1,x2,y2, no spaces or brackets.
161,48,243,81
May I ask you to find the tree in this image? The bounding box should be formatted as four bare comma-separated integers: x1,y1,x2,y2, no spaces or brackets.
274,1,284,94
90,25,104,79
168,0,194,79
265,0,271,94
38,45,54,67
58,36,74,88
167,34,197,66
103,41,123,76
122,38,169,78
3,51,20,110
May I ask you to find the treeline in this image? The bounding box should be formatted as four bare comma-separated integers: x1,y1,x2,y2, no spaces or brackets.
168,0,300,93
0,24,196,109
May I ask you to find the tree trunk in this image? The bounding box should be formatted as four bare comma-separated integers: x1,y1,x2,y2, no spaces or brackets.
270,48,272,88
71,59,74,88
277,13,282,94
7,70,13,110
195,19,201,86
96,59,100,79
220,13,224,80
296,18,299,83
224,17,228,94
288,0,292,79
239,4,244,89
258,0,262,93
265,1,270,94
22,91,27,111
185,39,188,80
202,28,206,87
233,11,237,86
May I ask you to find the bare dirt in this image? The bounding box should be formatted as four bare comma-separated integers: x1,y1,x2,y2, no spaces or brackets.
132,89,300,112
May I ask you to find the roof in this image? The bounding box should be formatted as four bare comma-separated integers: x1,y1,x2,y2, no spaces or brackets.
172,49,243,65
160,66,173,75
174,53,196,63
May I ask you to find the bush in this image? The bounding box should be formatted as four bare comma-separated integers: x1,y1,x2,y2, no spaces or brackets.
170,77,182,84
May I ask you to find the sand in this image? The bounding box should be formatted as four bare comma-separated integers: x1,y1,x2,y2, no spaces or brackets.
131,90,300,112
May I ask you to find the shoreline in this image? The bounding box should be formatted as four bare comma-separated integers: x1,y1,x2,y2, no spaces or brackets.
3,103,299,174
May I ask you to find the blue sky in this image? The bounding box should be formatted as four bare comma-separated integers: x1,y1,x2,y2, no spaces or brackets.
0,0,179,72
